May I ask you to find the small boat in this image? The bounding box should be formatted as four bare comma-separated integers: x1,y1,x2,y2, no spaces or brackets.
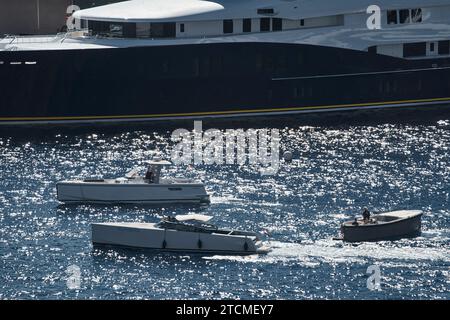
340,210,423,242
91,214,270,255
56,159,210,204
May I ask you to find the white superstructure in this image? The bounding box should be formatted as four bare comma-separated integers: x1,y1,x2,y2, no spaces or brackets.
1,0,450,60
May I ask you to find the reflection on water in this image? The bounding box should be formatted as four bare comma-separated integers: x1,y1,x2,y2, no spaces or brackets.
0,114,449,299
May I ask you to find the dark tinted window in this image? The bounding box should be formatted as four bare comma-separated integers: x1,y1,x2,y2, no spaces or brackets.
430,42,435,52
403,42,426,57
399,9,410,24
123,23,136,38
411,9,422,23
272,18,282,31
387,10,398,24
243,19,252,33
257,8,274,15
300,19,305,26
109,24,123,37
438,41,450,55
260,18,271,32
223,20,233,34
162,60,169,74
150,23,176,38
90,21,109,35
193,58,199,77
180,23,185,33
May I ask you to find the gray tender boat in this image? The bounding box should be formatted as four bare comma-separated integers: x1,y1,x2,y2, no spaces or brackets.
340,210,423,242
92,214,271,255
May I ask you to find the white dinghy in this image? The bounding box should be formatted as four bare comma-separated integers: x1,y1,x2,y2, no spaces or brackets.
91,214,271,255
56,159,210,204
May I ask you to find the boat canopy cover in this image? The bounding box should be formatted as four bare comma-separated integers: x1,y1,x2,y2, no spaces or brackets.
377,210,423,219
175,214,213,222
146,160,172,166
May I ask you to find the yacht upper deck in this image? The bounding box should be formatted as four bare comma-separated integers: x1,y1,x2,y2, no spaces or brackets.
1,0,450,60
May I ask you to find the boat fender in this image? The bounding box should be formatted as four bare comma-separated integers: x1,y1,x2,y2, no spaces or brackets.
197,239,203,249
162,240,167,249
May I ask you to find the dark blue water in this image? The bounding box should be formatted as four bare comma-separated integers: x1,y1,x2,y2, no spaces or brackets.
0,116,449,300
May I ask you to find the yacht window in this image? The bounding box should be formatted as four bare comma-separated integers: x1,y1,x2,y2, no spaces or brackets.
300,19,305,27
180,23,185,33
387,10,398,25
123,23,136,38
223,20,233,34
193,58,200,77
411,9,422,23
385,81,391,94
438,41,450,55
90,20,109,35
403,42,426,57
211,55,223,74
297,52,304,66
399,9,410,24
162,60,170,74
109,24,123,37
243,19,252,33
256,53,263,71
150,23,176,38
272,18,282,31
263,56,275,72
260,18,271,32
257,8,274,15
136,23,151,38
430,43,435,52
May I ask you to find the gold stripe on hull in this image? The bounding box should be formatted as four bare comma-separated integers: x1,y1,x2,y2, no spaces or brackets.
1,96,450,123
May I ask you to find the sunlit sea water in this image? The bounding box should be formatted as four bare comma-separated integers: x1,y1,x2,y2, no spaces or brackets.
0,115,449,300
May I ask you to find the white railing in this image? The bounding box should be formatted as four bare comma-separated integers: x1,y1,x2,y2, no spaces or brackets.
3,33,67,45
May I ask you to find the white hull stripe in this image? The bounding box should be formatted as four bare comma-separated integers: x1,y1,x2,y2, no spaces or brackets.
272,66,450,81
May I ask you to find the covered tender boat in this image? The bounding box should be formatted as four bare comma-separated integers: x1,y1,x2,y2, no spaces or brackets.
56,159,210,204
340,210,423,242
91,214,271,255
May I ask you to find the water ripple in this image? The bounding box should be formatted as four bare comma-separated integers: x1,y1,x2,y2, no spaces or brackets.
0,119,449,299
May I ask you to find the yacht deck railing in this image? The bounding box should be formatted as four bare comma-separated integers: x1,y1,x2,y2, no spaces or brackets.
3,33,67,45
1,30,90,45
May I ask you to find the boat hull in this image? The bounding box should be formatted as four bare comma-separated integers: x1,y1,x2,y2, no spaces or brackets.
56,182,210,204
91,223,266,255
1,42,450,126
341,213,423,242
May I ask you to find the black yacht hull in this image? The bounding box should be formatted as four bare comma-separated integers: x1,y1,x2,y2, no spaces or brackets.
1,42,450,125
